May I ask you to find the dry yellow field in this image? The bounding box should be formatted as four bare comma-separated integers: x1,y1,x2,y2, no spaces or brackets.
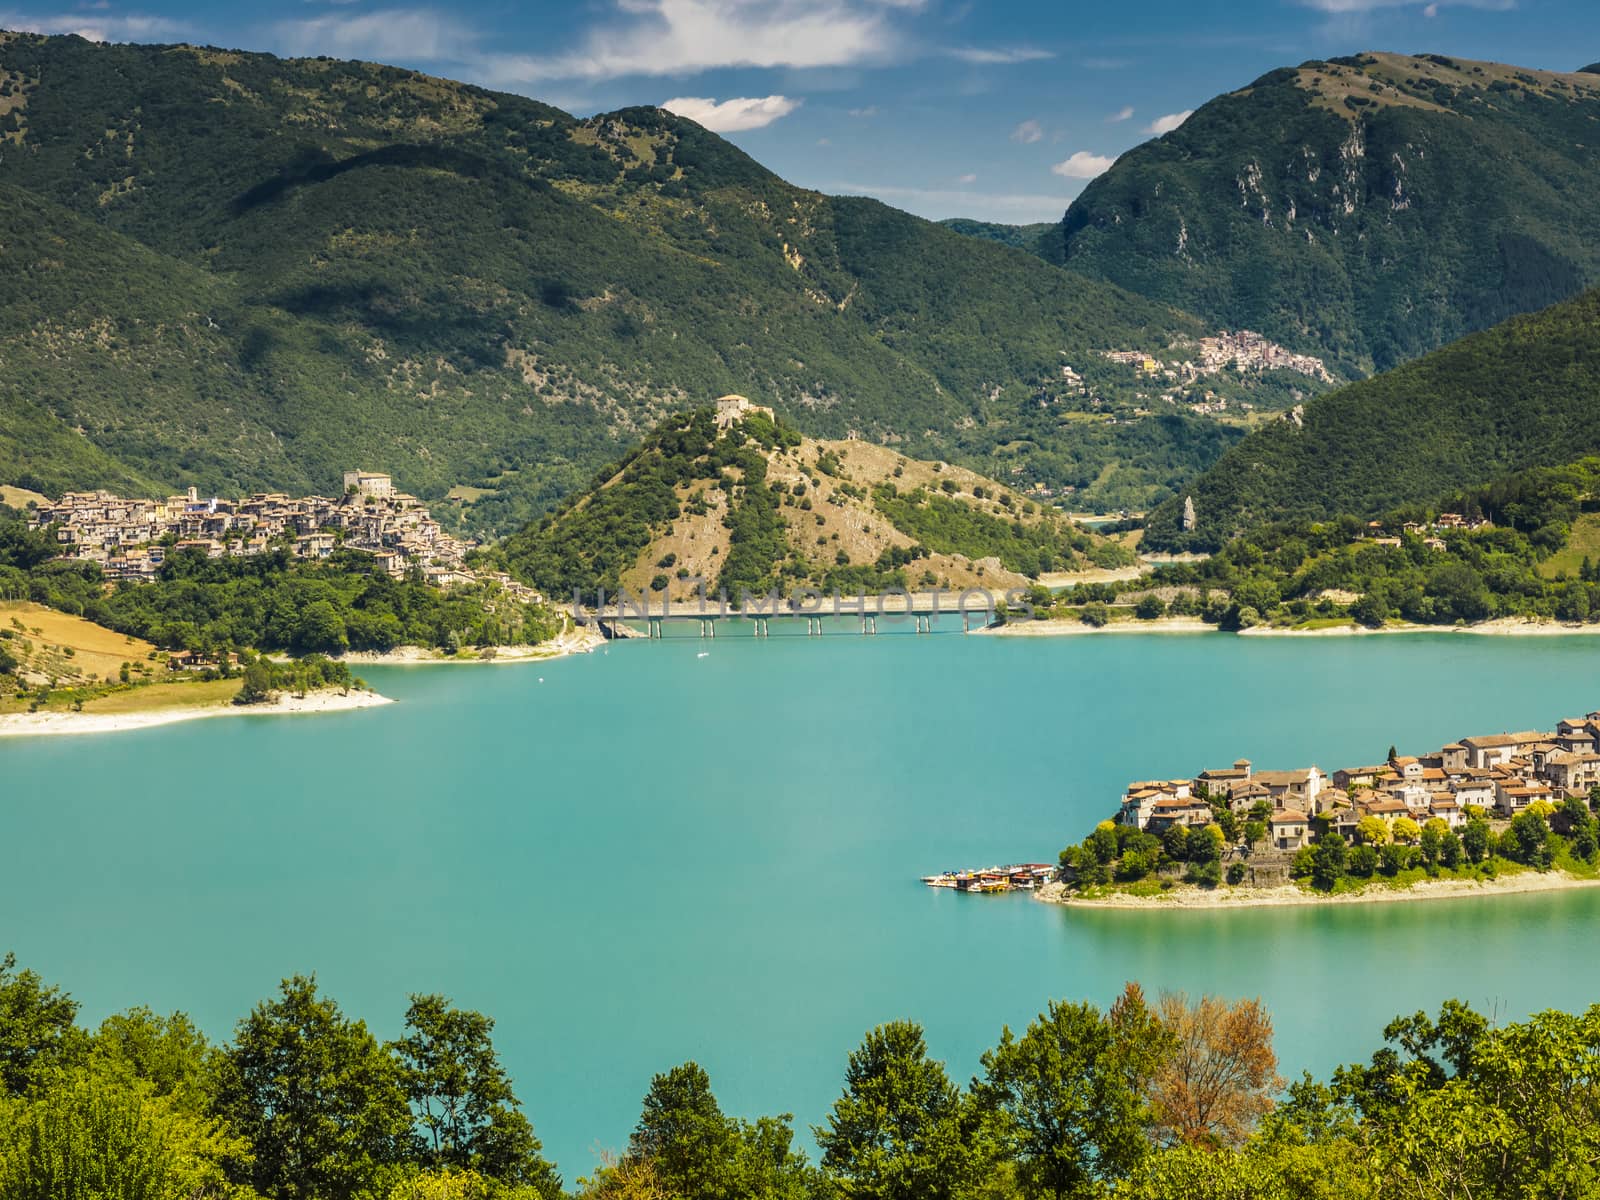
80,678,238,714
1,601,156,684
0,485,49,509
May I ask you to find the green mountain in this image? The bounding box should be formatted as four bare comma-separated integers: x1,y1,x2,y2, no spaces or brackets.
1142,287,1600,550
1053,52,1600,374
0,30,1242,531
937,219,1062,260
497,407,1131,604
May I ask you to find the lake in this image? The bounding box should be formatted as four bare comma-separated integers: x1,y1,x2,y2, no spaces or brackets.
4,626,1600,1175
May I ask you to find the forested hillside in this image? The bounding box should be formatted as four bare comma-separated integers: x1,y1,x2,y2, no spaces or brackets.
0,31,1230,529
1054,52,1600,374
1143,287,1600,550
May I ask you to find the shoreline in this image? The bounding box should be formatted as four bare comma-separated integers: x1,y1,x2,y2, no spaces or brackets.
981,616,1600,638
338,623,605,666
980,617,1216,637
0,687,392,739
1036,870,1600,910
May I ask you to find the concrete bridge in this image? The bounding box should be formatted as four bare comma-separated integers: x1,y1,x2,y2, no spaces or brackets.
576,588,1011,639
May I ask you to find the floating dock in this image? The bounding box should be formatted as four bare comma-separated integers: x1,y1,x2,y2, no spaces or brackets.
921,863,1055,893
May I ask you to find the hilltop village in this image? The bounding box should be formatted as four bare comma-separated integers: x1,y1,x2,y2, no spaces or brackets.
26,472,538,600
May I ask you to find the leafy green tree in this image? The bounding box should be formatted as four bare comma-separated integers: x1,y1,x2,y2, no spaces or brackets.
629,1062,736,1199
1559,796,1599,861
816,1021,990,1200
1160,824,1190,864
1346,845,1378,877
393,995,560,1195
294,600,350,655
1438,829,1464,868
1134,594,1166,620
1377,843,1416,874
234,660,275,706
1310,836,1346,891
1506,809,1555,868
1461,818,1492,864
0,1067,247,1200
1418,819,1446,868
1086,822,1118,866
1185,825,1222,864
90,1008,215,1111
628,1062,809,1200
975,996,1159,1199
214,975,412,1200
0,953,84,1097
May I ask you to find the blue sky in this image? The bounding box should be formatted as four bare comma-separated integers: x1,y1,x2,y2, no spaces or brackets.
2,0,1595,222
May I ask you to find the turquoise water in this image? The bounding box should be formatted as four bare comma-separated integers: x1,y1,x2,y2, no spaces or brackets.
4,628,1600,1173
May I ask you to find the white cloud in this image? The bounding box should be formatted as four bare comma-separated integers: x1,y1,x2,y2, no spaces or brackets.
957,172,977,184
270,8,477,61
946,45,1053,65
480,0,904,84
0,9,189,42
848,105,879,118
660,94,802,131
829,180,1069,222
1051,151,1115,179
1009,118,1044,144
1107,105,1134,123
1423,2,1439,13
1145,109,1192,134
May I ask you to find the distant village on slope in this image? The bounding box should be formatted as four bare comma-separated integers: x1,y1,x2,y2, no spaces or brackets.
24,472,539,601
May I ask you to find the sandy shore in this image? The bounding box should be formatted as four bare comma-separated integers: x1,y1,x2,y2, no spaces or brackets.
981,615,1600,639
0,687,392,739
1037,870,1600,910
1241,617,1600,637
338,623,605,666
979,617,1216,637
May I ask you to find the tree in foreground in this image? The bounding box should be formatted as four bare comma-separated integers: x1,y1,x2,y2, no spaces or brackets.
624,1061,810,1200
214,975,413,1200
0,951,84,1097
1149,993,1282,1150
975,984,1171,1199
392,994,561,1196
816,1021,992,1200
0,1068,248,1200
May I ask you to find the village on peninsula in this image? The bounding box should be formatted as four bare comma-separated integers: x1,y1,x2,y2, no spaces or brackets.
930,710,1600,902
